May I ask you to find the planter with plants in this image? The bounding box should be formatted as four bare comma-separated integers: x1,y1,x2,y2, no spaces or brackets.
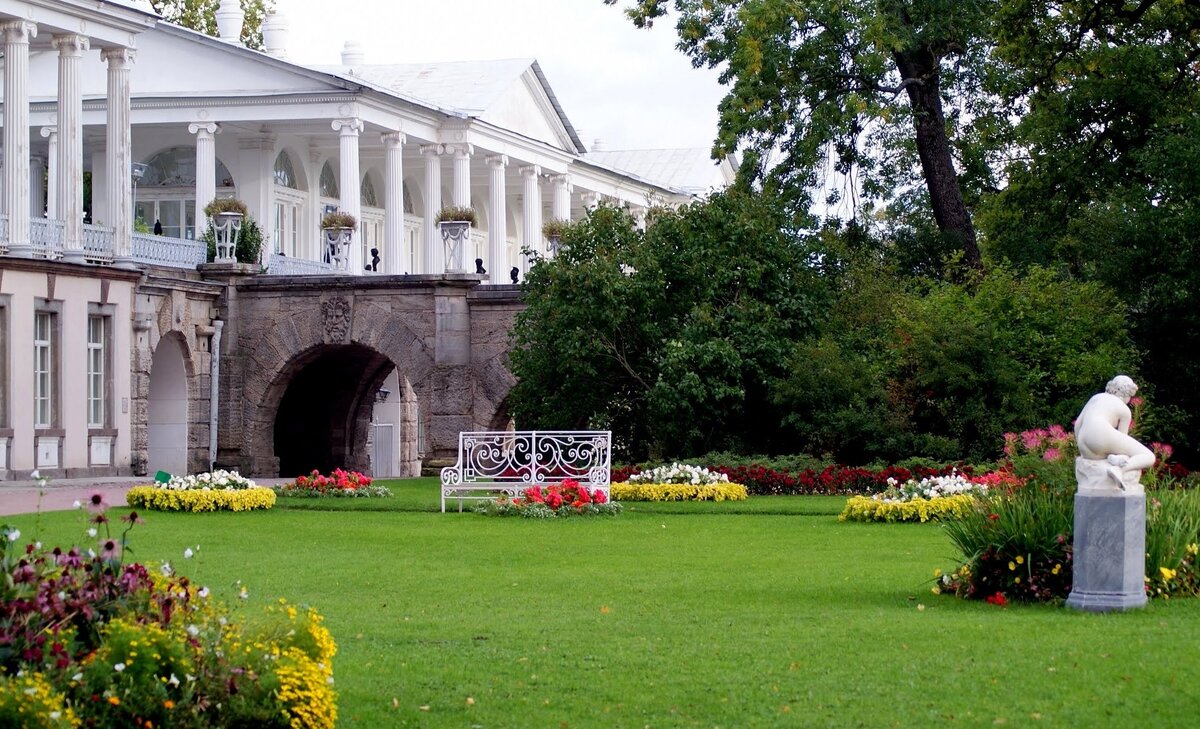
542,218,570,255
435,205,477,273
204,197,248,262
321,211,357,270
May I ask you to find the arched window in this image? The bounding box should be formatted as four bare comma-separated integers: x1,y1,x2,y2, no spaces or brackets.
134,146,234,239
361,174,379,207
403,181,414,214
274,151,299,189
320,162,339,198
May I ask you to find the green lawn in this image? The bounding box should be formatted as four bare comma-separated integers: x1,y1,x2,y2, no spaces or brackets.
9,478,1200,727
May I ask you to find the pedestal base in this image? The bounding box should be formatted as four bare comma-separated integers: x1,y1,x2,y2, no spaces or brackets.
1065,490,1147,612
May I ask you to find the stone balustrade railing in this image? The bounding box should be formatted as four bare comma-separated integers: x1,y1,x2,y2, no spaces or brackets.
267,253,340,276
30,218,66,259
83,223,115,264
131,231,207,268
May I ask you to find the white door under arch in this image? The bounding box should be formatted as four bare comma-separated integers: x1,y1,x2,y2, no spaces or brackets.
148,337,189,476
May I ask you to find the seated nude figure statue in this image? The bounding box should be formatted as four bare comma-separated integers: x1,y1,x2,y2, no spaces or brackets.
1074,375,1155,490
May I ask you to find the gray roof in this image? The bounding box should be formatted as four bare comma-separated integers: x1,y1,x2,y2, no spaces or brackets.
583,148,726,195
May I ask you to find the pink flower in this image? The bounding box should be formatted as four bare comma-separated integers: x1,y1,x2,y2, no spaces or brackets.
1043,448,1061,462
1129,397,1144,407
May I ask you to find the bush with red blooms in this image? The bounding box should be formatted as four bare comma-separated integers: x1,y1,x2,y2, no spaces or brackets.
274,468,393,498
475,479,621,518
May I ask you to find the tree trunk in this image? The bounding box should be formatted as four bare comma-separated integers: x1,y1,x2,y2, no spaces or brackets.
893,48,982,269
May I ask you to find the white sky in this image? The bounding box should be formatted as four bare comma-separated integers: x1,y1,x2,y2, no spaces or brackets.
279,0,726,151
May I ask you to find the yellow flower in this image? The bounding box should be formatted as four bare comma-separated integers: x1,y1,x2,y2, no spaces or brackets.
108,696,121,706
1051,564,1061,575
1008,561,1016,571
933,568,943,578
1187,543,1198,556
1015,555,1025,565
1159,566,1177,581
1014,577,1021,584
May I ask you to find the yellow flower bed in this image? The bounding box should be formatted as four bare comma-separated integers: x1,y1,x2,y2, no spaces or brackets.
838,494,977,523
0,671,78,728
126,486,276,512
611,482,749,502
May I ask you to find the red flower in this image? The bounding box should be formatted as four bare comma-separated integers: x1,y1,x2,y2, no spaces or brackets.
986,592,1008,607
546,492,564,509
988,513,1000,521
592,489,608,505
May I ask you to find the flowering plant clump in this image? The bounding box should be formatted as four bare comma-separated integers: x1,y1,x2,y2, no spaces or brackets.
611,482,749,502
628,463,730,486
0,501,338,727
274,469,393,498
839,473,988,523
127,485,276,512
162,469,258,491
616,462,976,496
475,479,621,518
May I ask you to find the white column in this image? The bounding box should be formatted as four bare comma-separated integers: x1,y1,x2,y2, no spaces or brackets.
189,122,219,241
39,127,57,219
450,144,473,207
421,144,442,274
104,47,135,263
550,174,571,222
332,118,364,273
2,21,37,256
30,155,45,218
521,165,542,268
381,131,405,275
54,33,89,261
487,154,508,283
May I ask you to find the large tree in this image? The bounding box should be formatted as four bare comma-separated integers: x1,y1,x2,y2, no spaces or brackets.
151,0,271,50
607,0,995,269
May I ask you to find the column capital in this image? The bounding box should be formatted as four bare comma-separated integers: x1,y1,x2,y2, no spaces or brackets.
0,20,37,43
40,125,58,139
100,46,136,66
520,165,542,178
381,131,407,147
445,143,474,158
331,117,364,135
51,33,90,55
188,121,221,137
486,154,509,168
549,173,572,187
580,191,602,207
421,144,444,158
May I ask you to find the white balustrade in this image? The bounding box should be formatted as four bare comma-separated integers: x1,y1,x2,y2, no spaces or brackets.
82,223,114,264
0,214,8,253
30,218,65,259
267,253,340,275
131,231,207,268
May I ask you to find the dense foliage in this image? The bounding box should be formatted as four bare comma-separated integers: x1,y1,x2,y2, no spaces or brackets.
151,0,272,49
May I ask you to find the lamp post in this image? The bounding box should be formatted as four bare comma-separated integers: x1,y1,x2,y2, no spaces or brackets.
131,162,147,227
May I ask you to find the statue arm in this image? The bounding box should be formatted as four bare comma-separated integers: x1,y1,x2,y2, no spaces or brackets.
1116,404,1132,435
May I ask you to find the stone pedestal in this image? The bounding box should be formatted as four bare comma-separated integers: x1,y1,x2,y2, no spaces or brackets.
1066,490,1147,612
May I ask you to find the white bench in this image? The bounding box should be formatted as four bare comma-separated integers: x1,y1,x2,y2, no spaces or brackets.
439,430,612,512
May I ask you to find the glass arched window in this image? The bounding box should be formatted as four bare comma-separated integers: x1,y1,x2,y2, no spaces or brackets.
274,151,299,189
361,174,379,207
402,181,414,214
134,146,233,239
320,163,339,198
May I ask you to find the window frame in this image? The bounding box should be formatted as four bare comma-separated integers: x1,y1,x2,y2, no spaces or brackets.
86,306,114,429
33,300,62,429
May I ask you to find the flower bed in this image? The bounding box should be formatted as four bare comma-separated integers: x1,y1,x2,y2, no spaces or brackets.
475,480,621,518
612,482,748,502
614,462,976,496
126,470,275,512
0,506,336,727
273,469,392,498
839,472,989,523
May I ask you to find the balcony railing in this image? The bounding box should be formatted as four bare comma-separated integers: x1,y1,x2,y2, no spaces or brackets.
83,223,115,265
30,218,65,259
132,232,207,268
267,253,341,276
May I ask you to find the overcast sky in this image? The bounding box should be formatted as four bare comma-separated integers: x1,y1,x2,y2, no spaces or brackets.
279,0,726,152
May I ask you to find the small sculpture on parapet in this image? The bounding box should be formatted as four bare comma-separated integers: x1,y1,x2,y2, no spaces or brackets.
1073,375,1155,492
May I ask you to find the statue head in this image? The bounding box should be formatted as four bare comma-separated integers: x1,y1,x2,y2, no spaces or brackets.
1105,375,1138,402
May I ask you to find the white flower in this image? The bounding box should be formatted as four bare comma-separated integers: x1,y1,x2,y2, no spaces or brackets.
87,549,96,559
160,562,173,576
114,662,126,672
5,529,19,542
87,527,97,538
73,500,82,509
30,470,39,480
238,586,249,600
187,624,200,637
34,542,41,550
168,673,180,687
71,672,83,682
49,712,61,720
198,586,210,599
183,547,194,559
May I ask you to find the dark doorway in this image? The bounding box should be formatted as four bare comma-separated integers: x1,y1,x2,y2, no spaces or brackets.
273,345,393,478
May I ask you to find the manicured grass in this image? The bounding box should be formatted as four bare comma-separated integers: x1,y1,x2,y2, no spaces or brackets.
9,481,1200,727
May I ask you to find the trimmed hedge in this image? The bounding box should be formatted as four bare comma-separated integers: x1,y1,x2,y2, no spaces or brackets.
126,485,276,512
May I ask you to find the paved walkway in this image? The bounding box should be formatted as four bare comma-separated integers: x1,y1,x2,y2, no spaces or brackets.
0,476,291,516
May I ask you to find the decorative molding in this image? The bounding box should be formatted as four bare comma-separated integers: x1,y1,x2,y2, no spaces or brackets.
420,144,444,157
520,165,542,178
51,33,91,55
445,143,474,158
486,154,509,168
321,296,352,342
331,117,364,135
188,122,220,136
0,20,37,44
100,46,136,66
381,131,407,147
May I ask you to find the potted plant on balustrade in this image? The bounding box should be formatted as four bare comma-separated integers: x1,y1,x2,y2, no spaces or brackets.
542,218,571,256
436,205,477,273
203,197,253,264
320,210,357,270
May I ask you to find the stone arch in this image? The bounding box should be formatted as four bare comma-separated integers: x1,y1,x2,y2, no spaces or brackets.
148,332,191,476
271,343,394,477
233,290,437,476
402,176,421,214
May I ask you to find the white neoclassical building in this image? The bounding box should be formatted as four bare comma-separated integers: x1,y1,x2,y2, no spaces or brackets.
0,0,732,480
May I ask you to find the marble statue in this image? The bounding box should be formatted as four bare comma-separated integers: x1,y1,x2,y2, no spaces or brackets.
1073,375,1155,491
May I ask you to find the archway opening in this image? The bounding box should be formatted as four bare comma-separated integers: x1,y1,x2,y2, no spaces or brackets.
273,344,394,478
148,336,189,476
